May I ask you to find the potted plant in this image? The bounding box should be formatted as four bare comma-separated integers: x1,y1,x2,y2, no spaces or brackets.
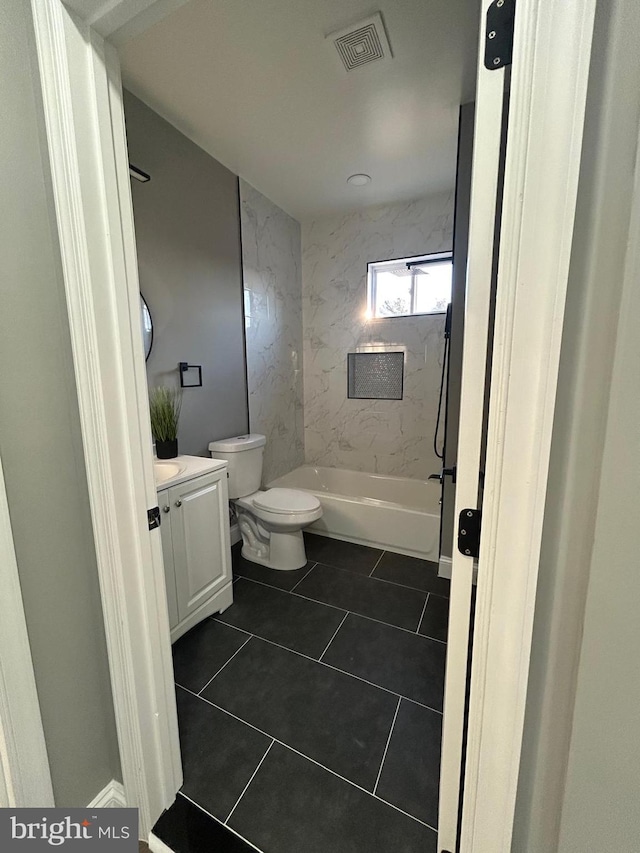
149,386,182,459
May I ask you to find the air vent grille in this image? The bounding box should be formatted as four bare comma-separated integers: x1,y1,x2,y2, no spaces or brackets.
335,24,384,70
327,13,392,72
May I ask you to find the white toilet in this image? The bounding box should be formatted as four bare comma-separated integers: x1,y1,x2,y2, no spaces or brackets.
208,434,322,571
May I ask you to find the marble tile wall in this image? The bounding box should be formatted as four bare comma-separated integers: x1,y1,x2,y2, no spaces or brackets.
302,192,455,480
240,180,305,484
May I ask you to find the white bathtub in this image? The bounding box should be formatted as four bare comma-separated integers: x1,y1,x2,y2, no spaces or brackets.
268,466,441,562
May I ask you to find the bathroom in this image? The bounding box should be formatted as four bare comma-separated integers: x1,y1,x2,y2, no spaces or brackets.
122,2,477,850
5,1,634,851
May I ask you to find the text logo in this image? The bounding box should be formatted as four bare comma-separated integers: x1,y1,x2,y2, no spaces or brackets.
0,809,137,851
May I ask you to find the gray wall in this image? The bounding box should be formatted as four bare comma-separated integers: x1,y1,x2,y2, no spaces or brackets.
0,0,121,806
514,0,640,848
557,241,640,850
124,91,248,456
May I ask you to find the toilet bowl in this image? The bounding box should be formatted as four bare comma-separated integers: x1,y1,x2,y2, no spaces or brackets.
235,488,322,571
209,434,322,571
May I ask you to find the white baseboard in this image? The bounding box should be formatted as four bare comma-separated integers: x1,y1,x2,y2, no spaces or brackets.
87,779,126,808
439,554,478,584
230,522,241,546
149,833,176,853
438,554,452,579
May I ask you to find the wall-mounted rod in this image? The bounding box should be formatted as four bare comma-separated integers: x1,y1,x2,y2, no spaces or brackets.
129,164,150,183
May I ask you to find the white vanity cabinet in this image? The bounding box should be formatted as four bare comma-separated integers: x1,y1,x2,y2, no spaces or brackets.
157,459,233,642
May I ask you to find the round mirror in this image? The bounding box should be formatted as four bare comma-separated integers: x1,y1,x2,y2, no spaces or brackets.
140,294,153,361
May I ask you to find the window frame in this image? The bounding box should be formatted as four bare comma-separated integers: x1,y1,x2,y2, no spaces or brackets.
367,251,453,319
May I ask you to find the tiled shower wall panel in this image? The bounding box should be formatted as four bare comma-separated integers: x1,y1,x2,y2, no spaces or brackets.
240,180,305,483
302,192,454,479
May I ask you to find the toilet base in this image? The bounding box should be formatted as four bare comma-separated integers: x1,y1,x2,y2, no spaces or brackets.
241,528,307,571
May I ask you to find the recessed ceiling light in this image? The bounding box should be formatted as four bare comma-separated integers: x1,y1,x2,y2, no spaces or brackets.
347,173,372,186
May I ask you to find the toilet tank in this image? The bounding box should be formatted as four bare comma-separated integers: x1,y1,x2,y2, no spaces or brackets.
208,434,266,498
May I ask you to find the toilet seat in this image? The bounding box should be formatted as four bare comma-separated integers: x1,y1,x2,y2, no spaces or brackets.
253,487,320,515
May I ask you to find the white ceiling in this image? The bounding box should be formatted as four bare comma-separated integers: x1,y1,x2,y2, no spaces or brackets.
119,0,480,220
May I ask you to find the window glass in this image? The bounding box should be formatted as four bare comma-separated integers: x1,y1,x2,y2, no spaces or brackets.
367,254,452,318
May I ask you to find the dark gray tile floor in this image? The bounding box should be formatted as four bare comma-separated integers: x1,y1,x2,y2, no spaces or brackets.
172,619,250,693
176,687,271,821
303,532,381,575
229,744,437,853
295,562,427,631
375,699,442,828
154,535,449,853
419,593,450,642
217,576,346,658
233,548,313,590
202,637,398,791
372,551,451,597
321,613,447,711
154,794,255,853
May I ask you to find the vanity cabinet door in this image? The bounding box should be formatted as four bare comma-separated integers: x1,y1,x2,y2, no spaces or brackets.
169,470,231,622
158,488,179,629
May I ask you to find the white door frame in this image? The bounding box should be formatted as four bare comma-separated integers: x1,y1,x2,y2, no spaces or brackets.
0,0,594,844
27,0,185,836
461,1,595,849
437,0,506,847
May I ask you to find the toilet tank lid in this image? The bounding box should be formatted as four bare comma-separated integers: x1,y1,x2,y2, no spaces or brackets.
208,434,266,453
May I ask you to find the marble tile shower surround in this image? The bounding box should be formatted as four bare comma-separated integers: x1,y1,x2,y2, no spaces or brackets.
302,192,454,480
240,180,305,484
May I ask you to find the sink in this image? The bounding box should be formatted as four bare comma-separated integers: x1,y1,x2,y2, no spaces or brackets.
152,455,227,491
154,460,186,485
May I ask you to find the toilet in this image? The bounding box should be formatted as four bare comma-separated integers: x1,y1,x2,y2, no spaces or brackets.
208,434,322,571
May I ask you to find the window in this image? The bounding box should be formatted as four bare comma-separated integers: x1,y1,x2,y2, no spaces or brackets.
367,252,452,318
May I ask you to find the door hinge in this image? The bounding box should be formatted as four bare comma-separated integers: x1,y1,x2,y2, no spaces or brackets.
458,508,482,558
484,0,515,70
148,506,161,531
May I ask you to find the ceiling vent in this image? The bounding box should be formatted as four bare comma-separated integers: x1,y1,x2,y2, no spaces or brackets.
327,13,392,72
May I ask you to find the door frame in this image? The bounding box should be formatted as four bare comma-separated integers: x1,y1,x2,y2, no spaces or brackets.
460,0,596,848
0,0,594,845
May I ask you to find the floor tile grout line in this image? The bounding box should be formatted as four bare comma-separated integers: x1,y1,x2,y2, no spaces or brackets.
373,696,401,796
261,632,441,709
239,539,445,597
178,692,437,834
215,610,446,700
374,793,438,834
224,739,275,825
180,632,442,715
318,611,350,661
368,550,386,577
311,557,448,596
416,593,430,635
197,635,253,696
232,573,343,611
230,574,446,642
352,609,445,644
205,611,443,709
205,615,251,638
182,655,442,714
289,562,318,592
177,792,266,853
199,632,442,712
303,551,449,600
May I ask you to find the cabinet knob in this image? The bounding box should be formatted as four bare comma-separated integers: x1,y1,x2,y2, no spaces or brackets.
162,505,170,513
175,500,182,508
